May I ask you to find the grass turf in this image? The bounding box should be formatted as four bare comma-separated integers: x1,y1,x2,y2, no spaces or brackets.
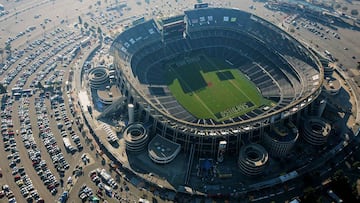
166,55,271,121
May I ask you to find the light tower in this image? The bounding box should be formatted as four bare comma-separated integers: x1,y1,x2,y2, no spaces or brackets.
318,99,327,117
128,103,134,124
217,141,227,163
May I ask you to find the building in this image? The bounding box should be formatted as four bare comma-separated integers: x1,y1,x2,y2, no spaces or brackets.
263,122,299,157
97,85,122,105
303,117,331,145
123,123,149,152
148,135,181,164
238,143,269,176
88,66,110,89
323,77,341,96
110,7,323,155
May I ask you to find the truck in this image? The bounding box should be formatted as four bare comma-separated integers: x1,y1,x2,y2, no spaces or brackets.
58,191,68,203
103,184,112,197
99,169,111,183
99,169,118,188
63,138,76,154
80,37,91,47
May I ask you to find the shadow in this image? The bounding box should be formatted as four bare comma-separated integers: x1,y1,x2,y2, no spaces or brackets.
90,89,109,112
265,1,360,31
331,86,352,114
148,87,166,96
125,148,188,188
110,141,120,148
135,43,253,95
305,15,360,32
331,19,360,32
172,64,208,93
162,54,235,94
217,71,235,81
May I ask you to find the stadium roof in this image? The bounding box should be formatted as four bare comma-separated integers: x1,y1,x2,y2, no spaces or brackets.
113,19,161,55
268,122,298,142
110,7,323,131
184,7,250,26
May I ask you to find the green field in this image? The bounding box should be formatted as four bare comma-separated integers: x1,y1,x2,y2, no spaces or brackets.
165,55,272,121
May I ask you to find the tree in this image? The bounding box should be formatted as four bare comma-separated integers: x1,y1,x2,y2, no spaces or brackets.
332,169,347,182
0,83,6,94
84,22,89,30
352,161,360,168
36,81,44,90
86,137,93,145
335,4,341,9
78,16,82,24
302,187,317,202
115,174,121,183
342,6,348,11
316,196,323,203
5,43,11,52
97,27,102,35
81,130,87,137
351,9,359,16
42,25,46,37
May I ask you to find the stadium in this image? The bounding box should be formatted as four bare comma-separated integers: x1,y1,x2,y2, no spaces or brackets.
110,7,323,155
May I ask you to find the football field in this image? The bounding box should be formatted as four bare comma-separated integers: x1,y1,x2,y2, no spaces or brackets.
166,55,272,121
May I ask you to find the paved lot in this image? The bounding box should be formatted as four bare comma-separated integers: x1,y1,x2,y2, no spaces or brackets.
0,0,191,202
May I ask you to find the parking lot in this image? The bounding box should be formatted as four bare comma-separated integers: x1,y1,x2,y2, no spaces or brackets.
0,0,188,202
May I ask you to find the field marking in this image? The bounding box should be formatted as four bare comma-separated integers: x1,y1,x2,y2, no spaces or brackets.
202,55,257,109
167,65,216,118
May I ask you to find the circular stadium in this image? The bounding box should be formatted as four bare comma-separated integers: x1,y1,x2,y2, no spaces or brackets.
111,7,323,154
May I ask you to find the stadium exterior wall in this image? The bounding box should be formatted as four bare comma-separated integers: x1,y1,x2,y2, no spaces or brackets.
113,54,318,155
111,8,324,155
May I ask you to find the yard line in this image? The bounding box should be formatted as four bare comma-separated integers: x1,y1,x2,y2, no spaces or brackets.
203,55,256,106
168,64,216,118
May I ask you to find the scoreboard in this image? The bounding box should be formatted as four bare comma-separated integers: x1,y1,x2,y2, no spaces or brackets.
161,15,185,41
194,3,209,9
162,21,185,40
